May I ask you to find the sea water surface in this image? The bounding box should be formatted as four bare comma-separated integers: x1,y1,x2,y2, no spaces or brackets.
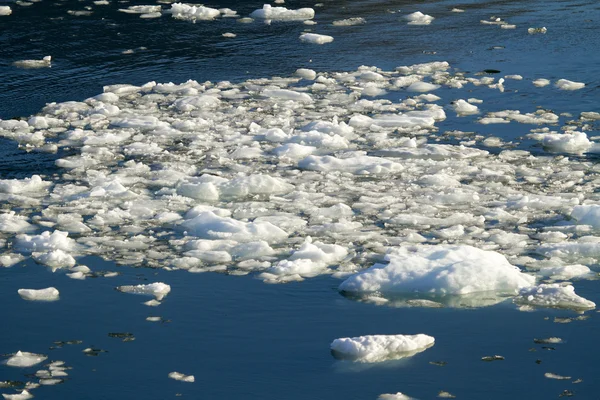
1,0,600,399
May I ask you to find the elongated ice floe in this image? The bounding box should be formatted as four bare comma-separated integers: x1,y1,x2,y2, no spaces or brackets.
0,6,12,16
250,4,314,20
2,389,34,400
168,371,195,382
117,282,171,300
339,245,535,296
330,334,434,363
299,33,334,44
18,287,60,301
555,79,585,91
12,56,52,69
515,284,595,310
5,351,47,368
378,393,415,400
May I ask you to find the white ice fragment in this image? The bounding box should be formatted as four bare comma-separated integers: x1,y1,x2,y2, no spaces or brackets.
538,131,591,153
404,11,434,25
452,99,479,116
295,68,317,80
250,4,314,20
330,334,435,363
18,287,60,301
544,372,571,380
119,5,161,14
168,371,195,382
0,175,50,194
332,17,365,26
0,253,26,268
5,351,47,367
340,245,535,296
515,284,595,309
170,3,220,21
555,79,585,91
262,89,312,102
571,205,600,229
299,33,333,44
0,212,35,233
528,27,547,34
406,81,440,92
0,6,12,16
117,282,171,300
299,155,404,175
2,390,33,400
15,231,76,253
32,249,76,269
378,393,415,400
13,56,52,69
532,78,551,87
538,264,592,280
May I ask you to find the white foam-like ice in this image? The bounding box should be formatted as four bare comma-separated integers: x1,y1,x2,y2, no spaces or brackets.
15,230,77,253
117,282,171,300
170,3,220,21
330,334,434,363
5,351,47,368
18,287,60,301
404,12,434,25
339,245,535,296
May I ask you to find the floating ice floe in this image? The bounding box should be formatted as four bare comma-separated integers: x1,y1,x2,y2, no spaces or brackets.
528,131,592,154
452,99,479,116
0,212,35,233
12,56,52,69
332,17,365,26
33,249,76,270
378,393,415,400
537,264,592,280
170,3,220,21
299,33,334,44
571,205,600,229
404,12,434,25
340,245,535,301
330,334,434,363
18,287,60,301
0,6,12,16
250,4,314,21
528,27,547,34
168,371,195,382
5,351,47,368
532,78,551,87
116,282,171,300
14,231,77,253
515,284,595,310
555,79,585,91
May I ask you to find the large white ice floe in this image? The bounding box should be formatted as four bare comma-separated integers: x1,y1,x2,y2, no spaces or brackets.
339,245,535,297
330,334,434,363
117,282,171,300
250,4,314,21
5,351,47,367
515,284,595,310
18,287,60,301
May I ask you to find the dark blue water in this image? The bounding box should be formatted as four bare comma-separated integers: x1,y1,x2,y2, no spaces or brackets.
1,0,600,398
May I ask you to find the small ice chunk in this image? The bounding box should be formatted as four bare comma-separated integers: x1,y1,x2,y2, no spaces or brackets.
378,393,414,400
299,33,333,44
555,79,585,91
15,231,76,253
0,175,50,194
544,372,571,380
0,212,35,233
406,81,440,92
295,68,317,80
170,3,220,21
538,264,592,280
117,282,171,300
528,27,547,34
404,11,434,25
515,284,595,309
340,245,535,296
250,4,314,20
332,17,365,26
0,6,12,16
168,371,195,382
18,287,60,301
5,351,47,367
262,89,312,102
532,78,551,87
12,56,52,69
330,334,435,363
452,99,479,116
32,249,76,269
571,205,600,229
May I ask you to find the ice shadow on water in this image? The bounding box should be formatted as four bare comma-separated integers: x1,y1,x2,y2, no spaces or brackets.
330,343,435,373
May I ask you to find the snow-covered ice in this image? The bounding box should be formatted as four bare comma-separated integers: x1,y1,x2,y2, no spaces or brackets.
5,351,47,368
330,334,434,363
250,5,314,21
404,12,434,25
515,284,595,310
